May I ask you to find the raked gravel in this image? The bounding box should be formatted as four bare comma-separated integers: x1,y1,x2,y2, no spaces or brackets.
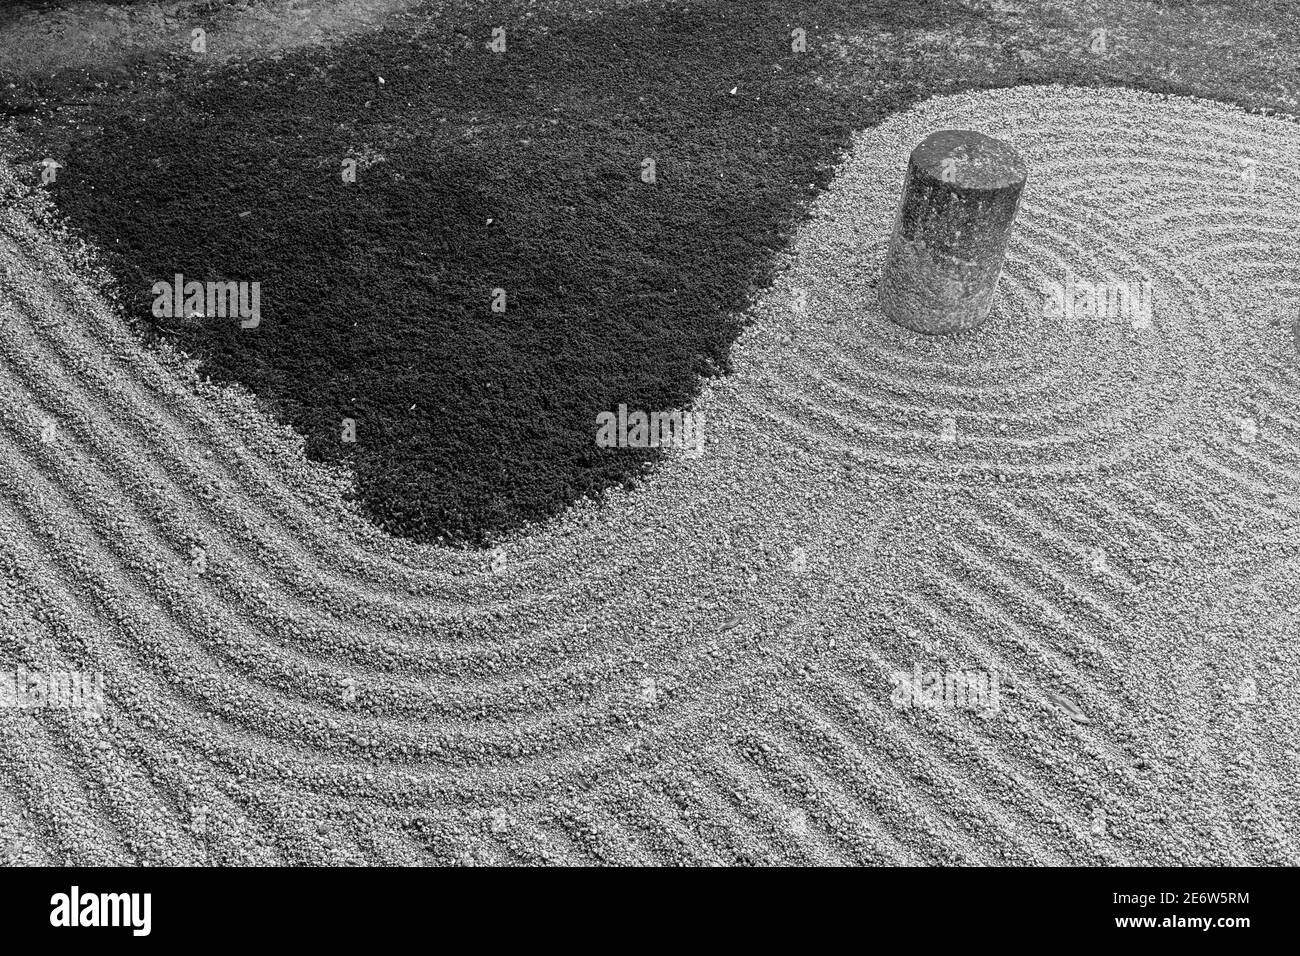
1,85,1299,865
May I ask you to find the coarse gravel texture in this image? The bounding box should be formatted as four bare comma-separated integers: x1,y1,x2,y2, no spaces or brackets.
2,84,1299,865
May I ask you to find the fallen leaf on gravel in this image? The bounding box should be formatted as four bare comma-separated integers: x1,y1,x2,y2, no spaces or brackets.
1044,691,1089,723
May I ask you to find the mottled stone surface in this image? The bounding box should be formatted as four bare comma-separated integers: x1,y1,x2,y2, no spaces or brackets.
879,129,1027,334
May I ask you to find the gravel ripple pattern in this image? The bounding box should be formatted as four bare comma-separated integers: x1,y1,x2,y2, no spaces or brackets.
1,86,1298,865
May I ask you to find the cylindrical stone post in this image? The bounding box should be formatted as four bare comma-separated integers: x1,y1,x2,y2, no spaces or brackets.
879,129,1028,335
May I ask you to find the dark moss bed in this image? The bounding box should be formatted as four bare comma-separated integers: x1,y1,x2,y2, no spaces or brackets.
8,0,1293,545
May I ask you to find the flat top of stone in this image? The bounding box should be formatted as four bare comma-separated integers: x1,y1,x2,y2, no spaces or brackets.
910,129,1028,189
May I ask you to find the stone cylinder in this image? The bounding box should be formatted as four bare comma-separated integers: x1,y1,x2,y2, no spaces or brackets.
879,129,1028,334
